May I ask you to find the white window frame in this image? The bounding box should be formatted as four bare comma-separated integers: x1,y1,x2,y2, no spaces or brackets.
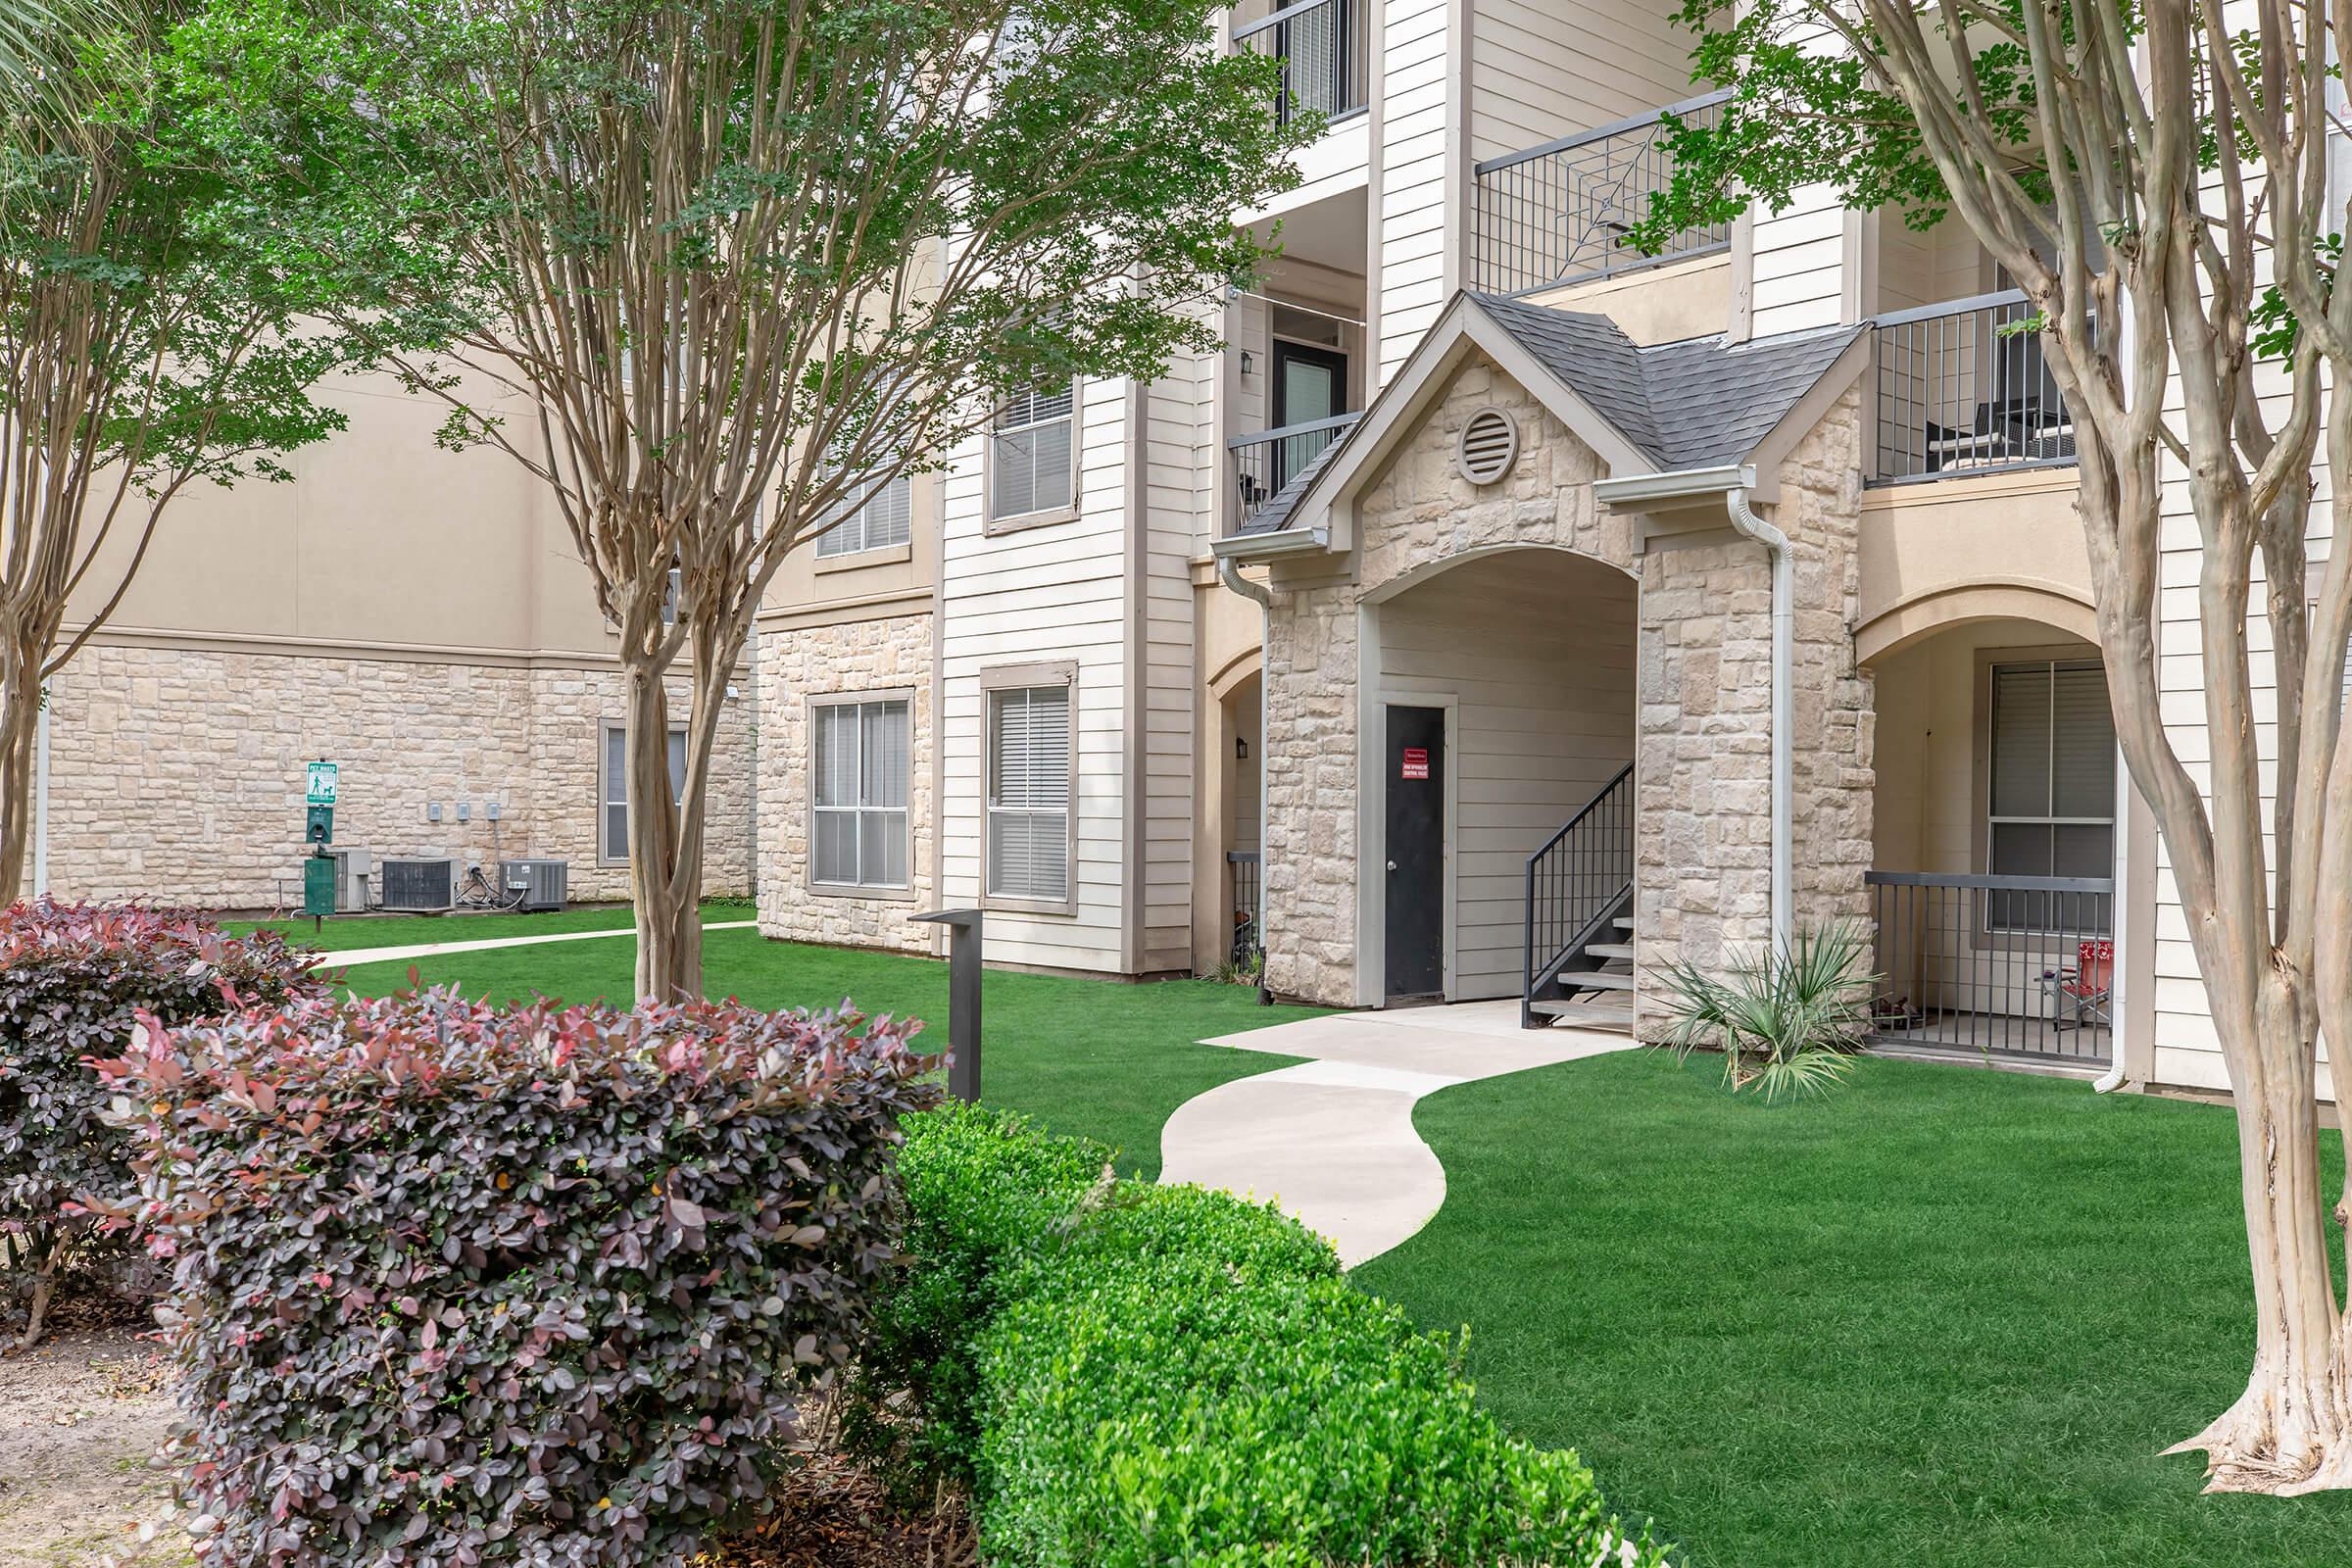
985,379,1079,532
600,721,688,866
808,692,914,896
981,662,1077,915
1983,655,2116,933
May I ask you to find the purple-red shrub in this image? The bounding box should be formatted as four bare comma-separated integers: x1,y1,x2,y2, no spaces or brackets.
0,900,325,1345
99,986,938,1568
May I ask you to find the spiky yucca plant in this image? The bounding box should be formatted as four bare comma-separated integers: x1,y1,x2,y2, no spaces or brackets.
1658,920,1879,1101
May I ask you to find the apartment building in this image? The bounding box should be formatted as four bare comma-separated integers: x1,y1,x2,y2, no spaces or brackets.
749,0,2304,1104
31,370,757,912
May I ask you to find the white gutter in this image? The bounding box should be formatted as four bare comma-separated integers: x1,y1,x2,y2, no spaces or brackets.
1723,485,1792,949
1209,522,1329,562
1217,554,1277,1006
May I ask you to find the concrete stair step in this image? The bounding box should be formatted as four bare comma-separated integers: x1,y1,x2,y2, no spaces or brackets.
1559,969,1634,992
1528,997,1636,1033
1584,941,1634,961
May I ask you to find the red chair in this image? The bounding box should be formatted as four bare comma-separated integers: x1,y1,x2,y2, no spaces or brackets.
2040,939,2114,1031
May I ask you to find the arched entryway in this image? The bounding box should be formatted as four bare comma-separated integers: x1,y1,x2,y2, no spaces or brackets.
1362,545,1637,1010
1863,604,2122,1068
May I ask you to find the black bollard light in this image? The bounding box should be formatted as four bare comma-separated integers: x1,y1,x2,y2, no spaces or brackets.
908,908,983,1102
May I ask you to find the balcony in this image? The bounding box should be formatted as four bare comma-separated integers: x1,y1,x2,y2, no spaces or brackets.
1469,91,1732,297
1870,290,2080,484
1232,0,1365,129
1228,411,1360,533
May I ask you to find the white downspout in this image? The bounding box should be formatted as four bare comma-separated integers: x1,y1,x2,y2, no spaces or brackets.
32,678,49,898
1724,487,1791,948
1218,555,1276,1006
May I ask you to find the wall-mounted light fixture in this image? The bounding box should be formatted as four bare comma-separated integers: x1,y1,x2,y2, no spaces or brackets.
1239,351,1256,377
1236,736,1250,760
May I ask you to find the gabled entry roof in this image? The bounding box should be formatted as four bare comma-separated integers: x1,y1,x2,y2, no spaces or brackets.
1229,292,1868,547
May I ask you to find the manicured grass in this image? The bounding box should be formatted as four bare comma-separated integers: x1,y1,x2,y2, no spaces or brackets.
337,927,1314,1178
1350,1051,2352,1568
226,901,752,952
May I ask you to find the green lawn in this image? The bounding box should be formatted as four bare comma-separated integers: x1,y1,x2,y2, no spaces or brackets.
1351,1051,2352,1568
227,901,752,952
336,926,1314,1178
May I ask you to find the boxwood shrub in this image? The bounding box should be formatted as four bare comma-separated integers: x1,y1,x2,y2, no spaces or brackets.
0,900,325,1346
99,987,938,1568
874,1104,1670,1568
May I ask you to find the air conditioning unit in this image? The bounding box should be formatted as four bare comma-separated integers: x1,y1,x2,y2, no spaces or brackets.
327,847,370,913
378,856,459,912
499,858,568,913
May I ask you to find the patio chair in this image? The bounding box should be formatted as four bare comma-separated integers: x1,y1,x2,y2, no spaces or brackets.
2039,938,2113,1032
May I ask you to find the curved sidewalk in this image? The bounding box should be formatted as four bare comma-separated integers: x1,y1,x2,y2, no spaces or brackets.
1159,1000,1634,1267
325,919,759,970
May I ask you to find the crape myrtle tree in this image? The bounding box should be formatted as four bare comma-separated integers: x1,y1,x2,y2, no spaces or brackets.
0,0,414,903
335,0,1312,1002
1629,0,2352,1494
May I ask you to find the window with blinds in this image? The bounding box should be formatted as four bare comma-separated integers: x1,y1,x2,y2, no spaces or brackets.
815,472,912,559
1987,659,2115,927
601,723,689,863
989,381,1076,521
987,684,1071,903
811,699,910,888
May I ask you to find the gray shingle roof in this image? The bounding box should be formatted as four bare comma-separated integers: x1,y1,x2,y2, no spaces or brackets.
1475,294,1865,470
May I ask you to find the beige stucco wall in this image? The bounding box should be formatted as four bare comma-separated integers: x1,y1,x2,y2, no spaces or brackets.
1854,469,2092,660
41,642,752,908
1523,254,1734,347
754,611,937,955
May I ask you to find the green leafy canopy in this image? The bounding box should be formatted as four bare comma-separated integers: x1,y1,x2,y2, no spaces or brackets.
0,0,431,495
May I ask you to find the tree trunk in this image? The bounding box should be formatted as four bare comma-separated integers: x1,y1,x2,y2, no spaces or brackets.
623,662,704,1004
0,641,42,908
2167,985,2351,1492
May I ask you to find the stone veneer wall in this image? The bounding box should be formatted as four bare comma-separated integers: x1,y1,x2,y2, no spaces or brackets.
40,642,753,908
754,612,936,955
1630,388,1873,1039
1256,354,1874,1014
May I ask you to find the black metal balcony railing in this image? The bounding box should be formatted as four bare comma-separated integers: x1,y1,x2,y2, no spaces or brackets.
1871,290,2081,483
1865,871,2114,1066
1232,0,1363,128
1229,410,1359,529
1470,90,1733,296
1228,850,1261,966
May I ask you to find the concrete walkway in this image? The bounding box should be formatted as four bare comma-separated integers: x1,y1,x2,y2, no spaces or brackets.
326,919,759,969
1159,999,1635,1266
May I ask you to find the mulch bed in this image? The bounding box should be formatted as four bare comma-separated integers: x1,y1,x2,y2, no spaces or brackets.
705,1448,974,1568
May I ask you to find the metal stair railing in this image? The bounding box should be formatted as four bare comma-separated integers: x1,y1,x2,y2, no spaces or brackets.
1521,761,1635,1028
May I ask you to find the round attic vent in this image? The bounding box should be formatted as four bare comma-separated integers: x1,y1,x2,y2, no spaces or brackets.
1456,407,1520,486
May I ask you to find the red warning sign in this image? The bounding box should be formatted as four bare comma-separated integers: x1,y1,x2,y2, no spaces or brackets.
1400,746,1430,780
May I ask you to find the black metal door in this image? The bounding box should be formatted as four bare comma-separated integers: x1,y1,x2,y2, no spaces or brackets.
1385,705,1446,1001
